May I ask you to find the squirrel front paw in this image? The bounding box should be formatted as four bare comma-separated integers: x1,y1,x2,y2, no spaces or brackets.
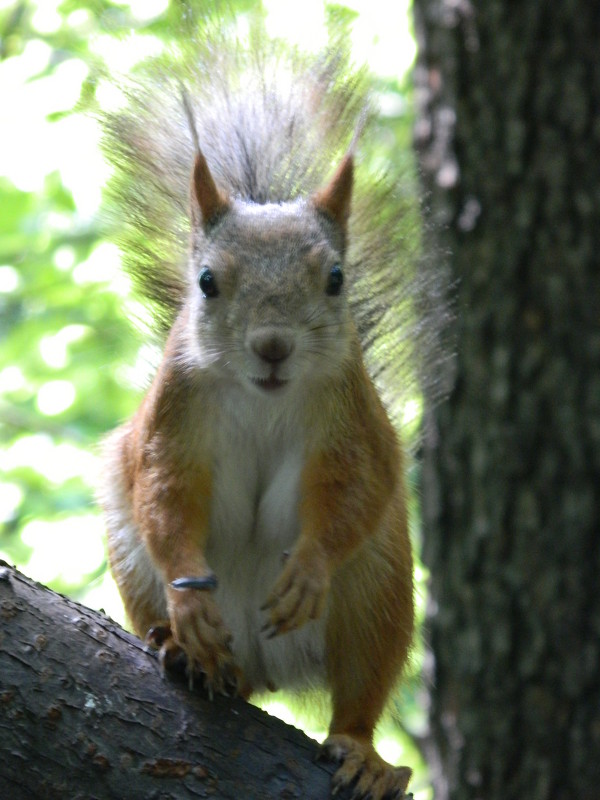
157,591,241,697
321,734,412,800
261,547,330,637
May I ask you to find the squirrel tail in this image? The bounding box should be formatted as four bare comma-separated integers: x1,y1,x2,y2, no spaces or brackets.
101,8,450,429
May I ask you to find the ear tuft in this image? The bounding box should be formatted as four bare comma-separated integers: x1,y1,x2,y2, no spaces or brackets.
192,149,230,226
312,153,354,229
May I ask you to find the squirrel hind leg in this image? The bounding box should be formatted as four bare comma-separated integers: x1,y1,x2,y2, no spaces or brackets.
320,734,412,800
322,683,412,799
322,589,414,798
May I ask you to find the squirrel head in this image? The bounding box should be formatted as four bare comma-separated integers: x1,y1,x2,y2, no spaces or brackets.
185,149,355,396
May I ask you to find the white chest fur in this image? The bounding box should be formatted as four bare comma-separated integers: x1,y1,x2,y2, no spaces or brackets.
204,385,327,693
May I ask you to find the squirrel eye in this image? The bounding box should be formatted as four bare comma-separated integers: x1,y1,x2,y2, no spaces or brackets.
198,267,219,298
326,264,344,296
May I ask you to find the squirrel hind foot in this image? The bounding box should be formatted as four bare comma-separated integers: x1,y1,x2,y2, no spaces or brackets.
145,621,173,650
145,622,189,678
320,734,412,800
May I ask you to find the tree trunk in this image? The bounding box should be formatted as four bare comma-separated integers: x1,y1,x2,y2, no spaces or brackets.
413,2,600,799
0,563,353,800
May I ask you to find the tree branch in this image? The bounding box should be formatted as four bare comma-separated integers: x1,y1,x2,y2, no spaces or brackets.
0,562,351,799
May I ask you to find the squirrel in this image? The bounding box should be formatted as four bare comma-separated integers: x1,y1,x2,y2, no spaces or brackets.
98,16,440,800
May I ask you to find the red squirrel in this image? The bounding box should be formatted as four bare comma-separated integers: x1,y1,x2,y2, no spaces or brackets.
100,27,421,800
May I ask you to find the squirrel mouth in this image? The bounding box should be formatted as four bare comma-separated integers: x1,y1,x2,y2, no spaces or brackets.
251,375,288,392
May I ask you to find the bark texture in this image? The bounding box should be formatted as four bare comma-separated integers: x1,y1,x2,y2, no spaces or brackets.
0,563,353,800
413,2,600,799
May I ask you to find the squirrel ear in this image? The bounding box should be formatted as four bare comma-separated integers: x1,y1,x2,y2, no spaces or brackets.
312,153,354,229
192,149,230,226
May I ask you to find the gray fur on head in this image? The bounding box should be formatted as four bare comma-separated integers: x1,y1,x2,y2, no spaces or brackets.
101,10,451,430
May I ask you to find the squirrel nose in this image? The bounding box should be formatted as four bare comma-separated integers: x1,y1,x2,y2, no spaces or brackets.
248,328,295,364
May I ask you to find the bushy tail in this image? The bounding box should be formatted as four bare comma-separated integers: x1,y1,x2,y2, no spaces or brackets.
101,7,449,430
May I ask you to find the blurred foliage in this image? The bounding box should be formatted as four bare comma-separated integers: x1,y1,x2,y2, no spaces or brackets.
0,0,430,795
0,0,158,612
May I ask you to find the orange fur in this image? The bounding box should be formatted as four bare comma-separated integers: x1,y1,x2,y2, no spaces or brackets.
100,153,414,799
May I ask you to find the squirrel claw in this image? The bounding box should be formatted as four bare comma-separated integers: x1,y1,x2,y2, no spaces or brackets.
321,735,412,800
260,620,283,639
155,636,189,679
145,616,242,699
262,550,329,636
